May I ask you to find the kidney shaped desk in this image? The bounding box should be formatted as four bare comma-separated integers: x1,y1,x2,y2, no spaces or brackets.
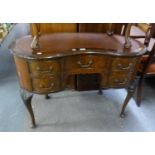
11,33,145,128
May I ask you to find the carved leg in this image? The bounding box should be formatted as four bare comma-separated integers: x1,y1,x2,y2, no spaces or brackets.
98,74,103,95
120,90,133,118
20,89,36,128
120,79,137,118
136,76,145,107
45,94,51,99
98,89,103,95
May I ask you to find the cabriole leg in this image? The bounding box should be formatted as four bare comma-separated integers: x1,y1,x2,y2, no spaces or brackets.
98,74,103,95
20,89,36,128
98,89,103,95
45,94,51,99
120,90,133,118
136,76,145,107
120,79,137,118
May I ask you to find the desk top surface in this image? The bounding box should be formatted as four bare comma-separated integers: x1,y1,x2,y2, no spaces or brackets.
11,33,146,59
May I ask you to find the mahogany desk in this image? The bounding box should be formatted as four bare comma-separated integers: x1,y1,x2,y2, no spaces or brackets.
11,33,146,128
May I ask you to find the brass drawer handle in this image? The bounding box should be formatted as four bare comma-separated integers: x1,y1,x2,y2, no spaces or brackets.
117,63,133,70
77,60,93,68
39,83,55,90
115,78,128,85
36,66,53,72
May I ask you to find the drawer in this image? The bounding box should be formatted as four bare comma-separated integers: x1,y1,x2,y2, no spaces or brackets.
32,76,61,93
65,55,107,74
111,58,136,72
109,72,130,87
29,60,60,76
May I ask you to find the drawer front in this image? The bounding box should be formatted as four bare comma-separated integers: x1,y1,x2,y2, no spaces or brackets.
111,58,136,72
109,72,130,87
32,76,61,93
29,60,60,76
65,55,107,74
109,57,137,88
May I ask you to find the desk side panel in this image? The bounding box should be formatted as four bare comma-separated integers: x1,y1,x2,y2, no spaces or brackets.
14,56,32,91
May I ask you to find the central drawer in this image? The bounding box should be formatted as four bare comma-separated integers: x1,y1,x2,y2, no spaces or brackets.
64,55,107,74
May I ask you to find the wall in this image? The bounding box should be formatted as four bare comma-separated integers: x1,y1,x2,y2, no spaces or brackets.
0,23,30,78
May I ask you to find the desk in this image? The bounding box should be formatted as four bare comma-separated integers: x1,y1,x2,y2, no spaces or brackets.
11,33,145,128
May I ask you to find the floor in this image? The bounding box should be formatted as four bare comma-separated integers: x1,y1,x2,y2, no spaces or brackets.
0,24,155,132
